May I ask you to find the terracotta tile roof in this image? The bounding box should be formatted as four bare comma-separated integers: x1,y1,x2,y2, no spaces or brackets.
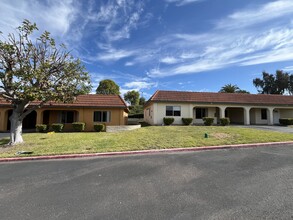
0,94,128,109
147,90,293,106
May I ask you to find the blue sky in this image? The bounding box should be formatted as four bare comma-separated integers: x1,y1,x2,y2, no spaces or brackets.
1,0,293,98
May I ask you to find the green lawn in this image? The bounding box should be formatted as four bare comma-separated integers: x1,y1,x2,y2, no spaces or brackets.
1,126,293,158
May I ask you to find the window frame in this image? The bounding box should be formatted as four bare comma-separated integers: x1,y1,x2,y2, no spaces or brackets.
93,111,111,122
195,108,207,119
60,111,75,123
165,106,181,117
261,109,267,120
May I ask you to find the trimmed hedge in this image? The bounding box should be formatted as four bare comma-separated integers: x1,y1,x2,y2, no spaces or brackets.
51,123,64,132
182,118,193,125
72,122,86,132
163,117,174,125
203,117,214,126
279,118,293,126
36,124,47,132
94,124,105,132
220,118,230,126
128,114,144,118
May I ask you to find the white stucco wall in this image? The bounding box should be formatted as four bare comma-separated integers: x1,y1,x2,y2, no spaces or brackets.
144,102,293,126
250,108,268,125
144,104,155,125
279,109,293,118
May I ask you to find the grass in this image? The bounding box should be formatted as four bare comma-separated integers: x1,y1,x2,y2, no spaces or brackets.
1,126,293,158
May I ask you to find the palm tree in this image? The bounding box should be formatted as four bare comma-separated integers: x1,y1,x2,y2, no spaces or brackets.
219,84,250,94
219,84,240,93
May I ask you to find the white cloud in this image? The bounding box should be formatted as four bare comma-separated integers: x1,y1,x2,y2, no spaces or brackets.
124,81,158,90
0,0,77,37
165,0,203,6
96,49,136,62
160,56,180,64
283,66,293,71
216,0,293,30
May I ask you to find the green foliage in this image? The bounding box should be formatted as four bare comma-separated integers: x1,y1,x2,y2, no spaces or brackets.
94,124,105,132
219,84,250,94
220,118,230,126
0,20,91,104
0,20,91,144
96,79,120,95
203,117,214,126
51,123,64,132
279,118,293,126
139,97,146,105
163,117,174,125
253,70,292,95
124,90,140,106
35,124,47,132
72,122,85,132
129,105,143,116
182,118,193,125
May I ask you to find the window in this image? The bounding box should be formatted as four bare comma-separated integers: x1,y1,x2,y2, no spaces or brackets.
196,108,207,119
261,109,267,120
165,106,181,116
94,111,111,122
60,111,74,123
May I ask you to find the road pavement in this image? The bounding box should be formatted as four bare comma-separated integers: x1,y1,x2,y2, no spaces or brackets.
1,145,293,220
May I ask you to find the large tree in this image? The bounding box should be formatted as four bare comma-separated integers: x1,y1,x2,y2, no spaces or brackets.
253,70,290,94
96,79,120,95
219,84,250,94
0,20,91,145
124,90,140,106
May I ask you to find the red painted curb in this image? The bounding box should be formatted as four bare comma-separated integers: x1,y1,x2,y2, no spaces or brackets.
1,141,293,163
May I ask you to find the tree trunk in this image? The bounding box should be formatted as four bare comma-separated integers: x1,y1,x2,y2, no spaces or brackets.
8,103,27,145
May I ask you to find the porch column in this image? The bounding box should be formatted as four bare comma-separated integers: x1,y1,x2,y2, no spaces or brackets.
0,110,5,131
267,108,274,125
244,107,251,125
219,106,226,118
36,109,43,125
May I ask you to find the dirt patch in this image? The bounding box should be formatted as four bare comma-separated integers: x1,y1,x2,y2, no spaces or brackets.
211,133,231,139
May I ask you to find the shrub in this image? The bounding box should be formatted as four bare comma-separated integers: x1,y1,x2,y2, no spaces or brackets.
94,124,105,132
51,123,64,132
279,118,293,126
203,117,214,126
220,118,230,126
163,117,174,125
36,124,47,132
72,122,86,132
182,118,193,125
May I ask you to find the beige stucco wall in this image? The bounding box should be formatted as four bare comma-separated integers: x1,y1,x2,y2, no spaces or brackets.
144,104,155,125
0,107,127,132
250,108,268,125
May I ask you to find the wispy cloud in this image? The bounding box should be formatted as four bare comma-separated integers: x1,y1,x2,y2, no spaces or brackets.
160,56,180,64
0,0,77,37
124,80,158,90
165,0,203,6
216,0,293,30
145,1,293,77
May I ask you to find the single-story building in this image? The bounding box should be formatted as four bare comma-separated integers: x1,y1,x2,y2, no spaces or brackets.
144,90,293,125
0,94,128,132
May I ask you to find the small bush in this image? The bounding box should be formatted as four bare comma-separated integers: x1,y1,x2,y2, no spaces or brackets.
36,124,47,132
72,122,86,132
220,118,230,126
94,124,105,132
182,118,193,125
163,117,174,125
128,114,144,118
279,118,293,126
51,123,64,132
203,117,214,126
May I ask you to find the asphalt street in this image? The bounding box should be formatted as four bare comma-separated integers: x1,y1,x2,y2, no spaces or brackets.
1,145,293,220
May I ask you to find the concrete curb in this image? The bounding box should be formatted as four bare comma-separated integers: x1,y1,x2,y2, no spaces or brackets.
1,141,293,163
